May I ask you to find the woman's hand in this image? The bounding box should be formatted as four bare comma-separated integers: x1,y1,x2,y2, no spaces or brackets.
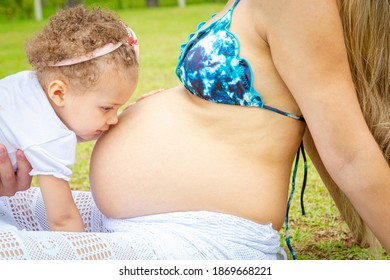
0,144,32,196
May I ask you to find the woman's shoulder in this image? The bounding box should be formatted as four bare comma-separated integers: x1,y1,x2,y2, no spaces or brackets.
256,0,340,30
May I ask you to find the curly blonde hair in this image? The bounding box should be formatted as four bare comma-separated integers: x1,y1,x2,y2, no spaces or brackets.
309,0,390,255
25,5,138,90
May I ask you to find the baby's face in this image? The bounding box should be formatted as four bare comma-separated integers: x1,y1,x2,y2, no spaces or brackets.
61,68,138,141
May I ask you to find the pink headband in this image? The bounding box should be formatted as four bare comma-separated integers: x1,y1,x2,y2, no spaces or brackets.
48,25,139,67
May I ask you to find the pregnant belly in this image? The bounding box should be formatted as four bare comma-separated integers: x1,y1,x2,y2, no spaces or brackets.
89,90,290,228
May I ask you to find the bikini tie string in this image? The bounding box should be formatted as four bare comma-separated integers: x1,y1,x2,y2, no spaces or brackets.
285,141,308,260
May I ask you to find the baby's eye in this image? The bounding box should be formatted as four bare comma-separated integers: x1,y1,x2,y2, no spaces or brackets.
101,106,113,112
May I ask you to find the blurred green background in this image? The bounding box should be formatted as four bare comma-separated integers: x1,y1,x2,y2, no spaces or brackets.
0,0,223,21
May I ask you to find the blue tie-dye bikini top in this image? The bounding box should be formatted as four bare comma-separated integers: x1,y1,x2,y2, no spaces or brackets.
176,0,304,122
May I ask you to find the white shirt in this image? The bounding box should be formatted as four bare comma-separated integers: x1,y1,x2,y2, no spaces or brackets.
0,71,76,181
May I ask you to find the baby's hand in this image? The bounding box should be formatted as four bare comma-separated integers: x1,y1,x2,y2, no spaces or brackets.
136,88,165,102
124,89,165,111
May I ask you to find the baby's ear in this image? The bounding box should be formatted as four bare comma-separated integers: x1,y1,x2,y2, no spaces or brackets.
47,80,67,106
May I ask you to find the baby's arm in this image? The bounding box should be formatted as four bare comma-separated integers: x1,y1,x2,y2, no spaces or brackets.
38,175,84,232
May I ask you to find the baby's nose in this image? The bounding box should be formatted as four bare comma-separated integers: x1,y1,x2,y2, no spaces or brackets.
107,115,119,126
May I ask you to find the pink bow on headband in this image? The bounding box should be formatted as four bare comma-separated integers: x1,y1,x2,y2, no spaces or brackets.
125,25,140,59
48,25,139,67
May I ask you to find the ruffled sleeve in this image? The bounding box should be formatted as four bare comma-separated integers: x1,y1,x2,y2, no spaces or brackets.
25,132,77,181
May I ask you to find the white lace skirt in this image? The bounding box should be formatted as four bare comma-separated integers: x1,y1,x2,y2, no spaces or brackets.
0,187,285,260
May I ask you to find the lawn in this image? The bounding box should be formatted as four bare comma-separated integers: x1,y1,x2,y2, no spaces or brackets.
0,3,388,260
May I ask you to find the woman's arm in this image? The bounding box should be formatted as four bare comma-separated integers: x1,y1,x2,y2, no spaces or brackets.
265,0,390,253
38,175,84,232
0,144,32,196
303,129,378,248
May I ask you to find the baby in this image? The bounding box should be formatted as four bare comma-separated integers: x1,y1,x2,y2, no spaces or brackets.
0,5,139,232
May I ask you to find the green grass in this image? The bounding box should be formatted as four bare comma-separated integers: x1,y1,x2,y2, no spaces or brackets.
1,3,388,260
